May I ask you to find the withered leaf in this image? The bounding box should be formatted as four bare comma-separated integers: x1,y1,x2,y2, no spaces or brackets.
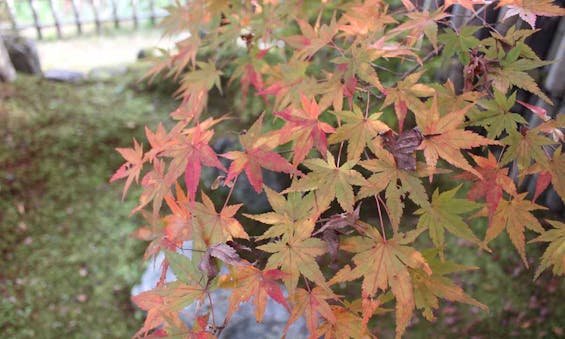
382,127,423,171
198,243,251,279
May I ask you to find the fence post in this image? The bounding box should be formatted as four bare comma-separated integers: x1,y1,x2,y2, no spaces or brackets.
149,0,156,25
131,0,139,29
5,0,19,31
110,0,120,28
47,0,62,38
90,0,102,34
28,0,42,39
70,0,82,35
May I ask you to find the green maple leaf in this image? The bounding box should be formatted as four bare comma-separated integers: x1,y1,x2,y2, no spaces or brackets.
286,151,367,212
244,186,316,240
469,90,528,139
529,220,565,280
328,104,390,161
359,146,431,234
500,127,555,171
415,185,483,256
438,26,481,64
412,249,488,321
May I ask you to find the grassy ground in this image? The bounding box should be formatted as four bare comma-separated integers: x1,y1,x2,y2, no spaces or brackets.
0,67,177,338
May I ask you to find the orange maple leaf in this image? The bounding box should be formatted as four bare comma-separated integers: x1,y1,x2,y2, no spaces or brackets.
219,266,290,322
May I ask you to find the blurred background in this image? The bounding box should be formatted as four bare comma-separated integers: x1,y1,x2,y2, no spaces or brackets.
0,1,564,338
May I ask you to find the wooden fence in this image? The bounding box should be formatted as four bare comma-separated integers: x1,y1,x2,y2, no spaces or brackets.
1,0,174,39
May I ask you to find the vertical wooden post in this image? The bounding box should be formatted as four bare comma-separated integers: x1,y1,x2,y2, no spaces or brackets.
131,0,139,29
90,0,102,34
110,0,120,28
47,0,62,39
28,0,42,39
5,0,19,31
70,0,82,35
149,0,156,25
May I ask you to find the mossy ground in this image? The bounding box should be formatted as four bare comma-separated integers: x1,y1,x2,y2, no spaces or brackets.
0,68,177,338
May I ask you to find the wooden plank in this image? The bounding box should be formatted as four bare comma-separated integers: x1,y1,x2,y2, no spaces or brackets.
5,0,19,31
28,0,42,39
131,0,139,28
47,0,62,38
70,0,82,34
110,0,120,28
90,0,102,34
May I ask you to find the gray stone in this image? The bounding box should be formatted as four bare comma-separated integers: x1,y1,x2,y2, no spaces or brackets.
43,69,85,83
0,34,16,82
3,34,41,75
132,242,308,338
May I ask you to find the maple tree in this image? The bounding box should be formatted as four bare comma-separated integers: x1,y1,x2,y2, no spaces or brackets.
111,1,565,338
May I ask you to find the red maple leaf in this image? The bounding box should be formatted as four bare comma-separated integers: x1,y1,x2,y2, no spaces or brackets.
453,151,517,222
222,114,301,192
274,95,336,165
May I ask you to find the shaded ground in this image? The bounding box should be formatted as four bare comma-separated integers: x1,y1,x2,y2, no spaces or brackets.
0,68,177,338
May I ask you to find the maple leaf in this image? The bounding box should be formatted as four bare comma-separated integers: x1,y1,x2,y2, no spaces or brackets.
523,146,565,203
499,127,555,172
439,26,481,64
416,96,500,177
284,287,338,338
443,0,489,11
390,9,448,51
381,71,435,132
453,152,517,223
132,159,172,220
286,151,367,213
411,249,488,321
222,114,301,192
174,61,223,120
316,304,371,339
244,186,317,240
274,95,336,165
529,220,565,279
337,0,396,36
219,266,290,322
317,64,357,112
381,127,424,171
198,243,250,280
257,219,329,297
328,104,390,161
341,227,432,339
469,90,528,139
498,0,565,28
132,281,207,338
484,193,546,267
192,192,249,244
415,185,483,256
230,50,267,107
110,138,144,200
359,146,431,233
488,55,553,104
284,14,338,60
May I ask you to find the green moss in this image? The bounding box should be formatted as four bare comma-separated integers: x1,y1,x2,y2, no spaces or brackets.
0,71,177,338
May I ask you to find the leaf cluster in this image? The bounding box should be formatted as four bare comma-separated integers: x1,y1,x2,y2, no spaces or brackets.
112,1,565,338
